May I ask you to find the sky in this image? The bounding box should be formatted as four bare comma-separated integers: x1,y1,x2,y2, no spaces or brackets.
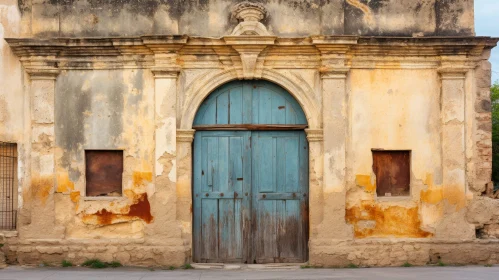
475,0,499,83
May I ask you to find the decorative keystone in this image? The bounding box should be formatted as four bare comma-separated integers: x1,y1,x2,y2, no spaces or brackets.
231,1,267,22
230,1,270,36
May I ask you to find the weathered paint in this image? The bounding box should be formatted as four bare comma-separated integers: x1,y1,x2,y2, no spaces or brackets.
0,0,498,269
193,81,309,263
346,202,433,238
83,193,153,225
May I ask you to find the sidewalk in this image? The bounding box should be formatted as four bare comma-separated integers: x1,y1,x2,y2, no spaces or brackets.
1,266,499,280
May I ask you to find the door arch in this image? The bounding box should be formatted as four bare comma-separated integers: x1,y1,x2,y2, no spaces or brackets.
192,80,309,264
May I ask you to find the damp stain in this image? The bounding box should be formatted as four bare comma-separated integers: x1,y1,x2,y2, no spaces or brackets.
133,171,152,187
346,202,433,238
83,193,154,225
56,173,75,193
31,177,53,204
356,175,376,193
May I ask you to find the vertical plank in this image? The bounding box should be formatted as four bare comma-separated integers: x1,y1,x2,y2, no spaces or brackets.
217,137,229,193
285,101,297,124
206,137,218,191
229,87,243,124
230,137,243,193
202,101,217,125
216,91,229,124
201,199,219,260
285,137,299,193
218,199,233,260
271,93,286,124
258,87,272,124
276,137,286,193
242,82,253,124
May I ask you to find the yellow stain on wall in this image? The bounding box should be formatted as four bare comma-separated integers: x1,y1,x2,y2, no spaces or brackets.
356,175,376,193
346,202,433,238
31,176,53,204
56,173,75,193
420,174,443,204
133,171,152,187
419,173,466,210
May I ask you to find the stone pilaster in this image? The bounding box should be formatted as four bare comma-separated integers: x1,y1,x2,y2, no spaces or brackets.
147,68,181,240
321,68,349,193
152,68,180,180
315,68,353,241
439,68,468,208
305,129,324,239
176,129,195,243
436,67,475,239
23,69,64,238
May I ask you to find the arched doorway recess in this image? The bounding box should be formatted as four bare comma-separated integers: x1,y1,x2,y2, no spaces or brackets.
192,80,309,264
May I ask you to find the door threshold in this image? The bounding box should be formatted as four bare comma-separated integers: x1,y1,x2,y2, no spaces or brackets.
190,263,305,270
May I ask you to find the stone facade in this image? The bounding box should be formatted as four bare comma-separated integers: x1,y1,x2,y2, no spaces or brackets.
0,0,499,267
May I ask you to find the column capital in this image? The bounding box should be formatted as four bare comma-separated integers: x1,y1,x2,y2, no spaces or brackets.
177,129,196,143
305,129,324,142
151,67,181,78
437,67,468,80
319,67,350,79
26,69,60,80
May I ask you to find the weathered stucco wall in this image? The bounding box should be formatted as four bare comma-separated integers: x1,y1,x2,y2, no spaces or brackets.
346,69,443,238
0,0,24,212
1,0,499,269
18,0,474,37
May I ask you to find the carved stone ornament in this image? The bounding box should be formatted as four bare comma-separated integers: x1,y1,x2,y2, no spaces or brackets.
231,1,270,36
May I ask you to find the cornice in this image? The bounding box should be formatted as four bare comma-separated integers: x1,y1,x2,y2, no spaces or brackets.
5,36,497,71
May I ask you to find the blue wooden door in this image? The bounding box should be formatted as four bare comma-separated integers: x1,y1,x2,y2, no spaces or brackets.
252,131,308,263
193,81,308,264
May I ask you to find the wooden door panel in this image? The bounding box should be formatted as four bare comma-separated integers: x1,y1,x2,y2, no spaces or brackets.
252,131,308,263
194,131,251,263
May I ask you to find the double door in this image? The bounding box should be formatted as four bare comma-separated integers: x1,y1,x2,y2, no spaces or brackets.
193,131,309,263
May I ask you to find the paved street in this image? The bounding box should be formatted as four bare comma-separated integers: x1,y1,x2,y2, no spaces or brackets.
1,266,499,280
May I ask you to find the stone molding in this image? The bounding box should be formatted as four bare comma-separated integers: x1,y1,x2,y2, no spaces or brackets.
305,129,324,142
320,67,350,79
25,69,60,80
151,67,181,79
5,36,496,72
176,129,196,143
438,67,469,80
224,36,276,79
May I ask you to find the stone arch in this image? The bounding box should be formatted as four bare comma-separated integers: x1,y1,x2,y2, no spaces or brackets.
179,68,320,130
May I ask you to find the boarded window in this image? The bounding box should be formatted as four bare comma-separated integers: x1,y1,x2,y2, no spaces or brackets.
0,142,17,230
372,150,411,197
85,150,123,197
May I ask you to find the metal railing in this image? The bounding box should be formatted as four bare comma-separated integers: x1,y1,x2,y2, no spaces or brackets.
0,142,17,230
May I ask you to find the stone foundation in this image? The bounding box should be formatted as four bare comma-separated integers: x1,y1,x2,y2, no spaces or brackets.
4,239,189,267
309,239,499,267
1,239,498,267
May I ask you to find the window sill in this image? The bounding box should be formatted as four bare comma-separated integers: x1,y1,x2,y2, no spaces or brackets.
83,196,125,201
376,196,412,202
0,230,18,238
